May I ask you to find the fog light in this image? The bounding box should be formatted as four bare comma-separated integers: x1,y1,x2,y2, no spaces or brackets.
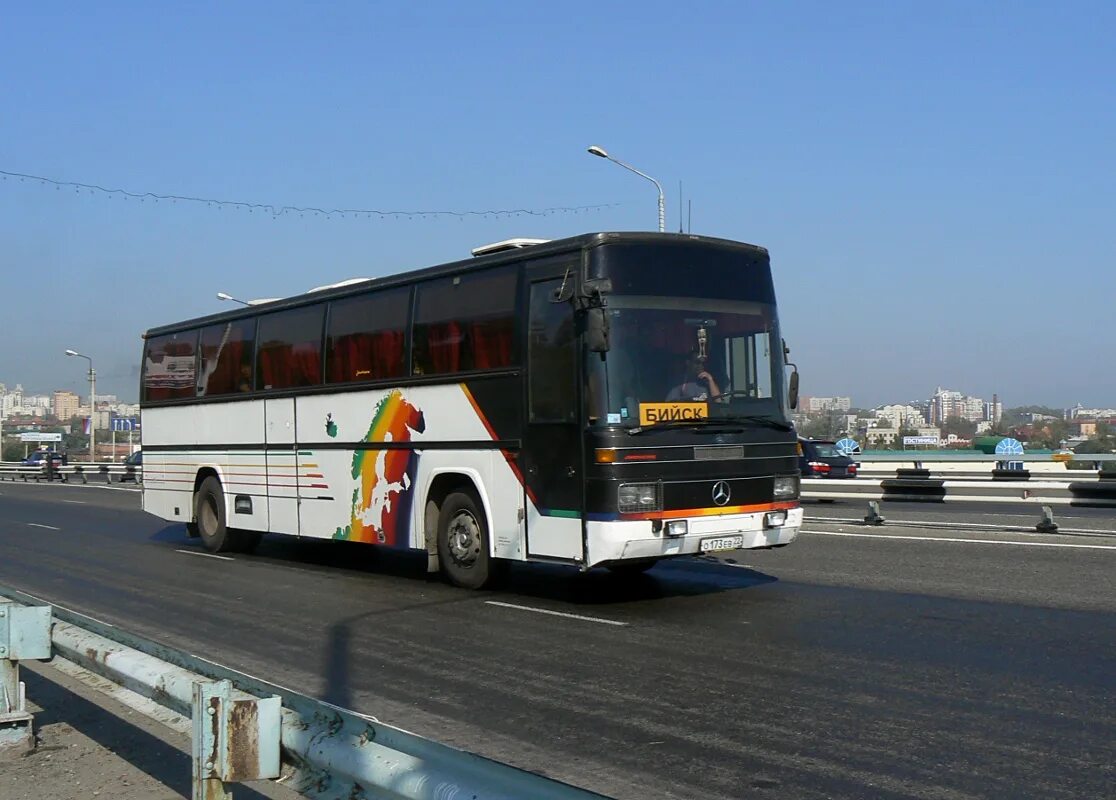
666,520,688,537
764,510,787,528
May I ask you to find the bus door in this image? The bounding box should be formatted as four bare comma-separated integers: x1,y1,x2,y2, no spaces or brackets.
521,260,584,562
264,397,300,535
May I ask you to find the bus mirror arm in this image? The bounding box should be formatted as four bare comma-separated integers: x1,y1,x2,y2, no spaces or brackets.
783,339,799,410
585,305,610,353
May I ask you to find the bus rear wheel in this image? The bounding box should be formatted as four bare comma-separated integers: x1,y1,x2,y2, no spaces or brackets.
195,476,259,553
437,490,499,590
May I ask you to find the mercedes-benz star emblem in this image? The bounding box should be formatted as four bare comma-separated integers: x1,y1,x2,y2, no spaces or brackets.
712,480,731,506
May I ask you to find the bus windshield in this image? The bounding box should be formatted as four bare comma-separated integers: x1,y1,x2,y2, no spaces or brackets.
586,242,788,428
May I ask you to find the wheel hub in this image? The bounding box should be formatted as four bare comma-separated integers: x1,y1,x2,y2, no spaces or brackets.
447,511,481,567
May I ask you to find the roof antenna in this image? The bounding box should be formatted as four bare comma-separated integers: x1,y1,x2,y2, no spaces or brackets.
678,180,684,233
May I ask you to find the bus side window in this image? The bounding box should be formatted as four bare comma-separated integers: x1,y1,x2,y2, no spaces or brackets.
198,319,256,396
326,288,409,384
412,267,517,375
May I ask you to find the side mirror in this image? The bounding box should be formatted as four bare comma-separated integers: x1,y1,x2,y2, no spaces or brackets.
586,307,610,353
782,339,799,409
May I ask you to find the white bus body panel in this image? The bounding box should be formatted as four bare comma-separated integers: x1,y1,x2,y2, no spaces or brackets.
142,400,270,531
142,384,529,558
264,398,299,534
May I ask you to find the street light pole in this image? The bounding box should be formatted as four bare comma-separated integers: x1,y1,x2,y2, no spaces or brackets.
65,349,95,462
216,292,251,306
587,145,665,232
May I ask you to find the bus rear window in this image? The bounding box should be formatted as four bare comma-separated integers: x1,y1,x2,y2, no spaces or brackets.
143,332,197,401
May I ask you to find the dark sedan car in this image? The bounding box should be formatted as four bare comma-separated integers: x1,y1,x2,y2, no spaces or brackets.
798,438,858,478
22,450,65,468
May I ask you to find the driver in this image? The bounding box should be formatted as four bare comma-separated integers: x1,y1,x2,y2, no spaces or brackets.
667,352,722,402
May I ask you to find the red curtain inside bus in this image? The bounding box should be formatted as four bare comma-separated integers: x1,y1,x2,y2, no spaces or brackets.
327,330,405,383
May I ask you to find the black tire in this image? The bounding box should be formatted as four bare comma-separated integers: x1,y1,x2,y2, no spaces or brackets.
185,521,201,538
606,559,659,576
195,476,234,552
194,476,261,553
437,490,500,590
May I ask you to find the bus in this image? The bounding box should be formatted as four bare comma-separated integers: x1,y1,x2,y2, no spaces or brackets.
140,232,803,588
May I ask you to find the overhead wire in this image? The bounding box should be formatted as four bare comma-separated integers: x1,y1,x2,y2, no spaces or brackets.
0,168,617,220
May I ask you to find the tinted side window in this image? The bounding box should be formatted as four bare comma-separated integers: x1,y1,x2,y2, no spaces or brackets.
257,306,324,390
528,279,577,422
143,332,197,402
326,288,409,383
412,267,517,375
198,319,257,396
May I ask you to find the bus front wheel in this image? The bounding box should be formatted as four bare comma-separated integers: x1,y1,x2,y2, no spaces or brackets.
437,490,500,590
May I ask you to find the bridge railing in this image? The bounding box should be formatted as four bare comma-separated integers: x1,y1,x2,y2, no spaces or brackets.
0,585,607,800
0,461,141,484
802,476,1116,508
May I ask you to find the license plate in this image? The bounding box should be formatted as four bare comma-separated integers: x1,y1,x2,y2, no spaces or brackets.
700,534,744,553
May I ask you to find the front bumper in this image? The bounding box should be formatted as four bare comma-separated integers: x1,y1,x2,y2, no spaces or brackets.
586,506,803,566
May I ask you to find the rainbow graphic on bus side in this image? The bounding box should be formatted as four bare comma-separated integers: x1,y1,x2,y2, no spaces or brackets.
333,390,426,546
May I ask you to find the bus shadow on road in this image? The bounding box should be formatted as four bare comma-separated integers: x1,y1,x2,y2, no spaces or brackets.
153,524,779,603
498,557,779,606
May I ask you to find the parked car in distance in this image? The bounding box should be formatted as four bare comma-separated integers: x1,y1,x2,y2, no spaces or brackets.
798,438,858,478
124,450,143,467
21,449,66,469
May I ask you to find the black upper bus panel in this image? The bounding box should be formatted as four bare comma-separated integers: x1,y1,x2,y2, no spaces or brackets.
144,231,769,339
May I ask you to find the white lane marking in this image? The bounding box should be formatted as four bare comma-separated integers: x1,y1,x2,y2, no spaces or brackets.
175,549,235,561
26,523,60,530
61,499,87,504
484,600,629,627
804,530,1116,551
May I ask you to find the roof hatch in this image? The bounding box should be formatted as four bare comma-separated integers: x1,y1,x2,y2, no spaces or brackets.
470,238,550,257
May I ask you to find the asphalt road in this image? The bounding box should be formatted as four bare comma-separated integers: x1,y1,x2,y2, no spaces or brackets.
1,482,1114,799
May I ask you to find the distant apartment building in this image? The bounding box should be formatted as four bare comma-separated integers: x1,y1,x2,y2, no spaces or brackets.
804,396,852,413
874,404,928,429
1066,404,1116,419
1,385,52,419
929,387,990,424
52,390,81,421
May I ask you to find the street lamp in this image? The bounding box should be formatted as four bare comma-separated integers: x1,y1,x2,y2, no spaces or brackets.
216,292,251,306
65,349,96,462
587,145,665,232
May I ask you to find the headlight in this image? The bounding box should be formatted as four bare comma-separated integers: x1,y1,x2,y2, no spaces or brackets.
618,482,662,513
773,476,799,499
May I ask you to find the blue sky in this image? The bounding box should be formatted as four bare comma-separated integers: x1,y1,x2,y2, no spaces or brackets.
2,1,1113,408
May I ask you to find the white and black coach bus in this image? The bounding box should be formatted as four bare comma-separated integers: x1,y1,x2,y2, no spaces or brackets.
140,232,803,588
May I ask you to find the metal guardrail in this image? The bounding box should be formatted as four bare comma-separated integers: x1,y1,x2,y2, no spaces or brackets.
854,452,1116,463
0,461,141,484
802,477,1116,508
0,584,608,800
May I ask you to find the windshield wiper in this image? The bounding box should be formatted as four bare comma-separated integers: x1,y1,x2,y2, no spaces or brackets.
626,418,741,435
